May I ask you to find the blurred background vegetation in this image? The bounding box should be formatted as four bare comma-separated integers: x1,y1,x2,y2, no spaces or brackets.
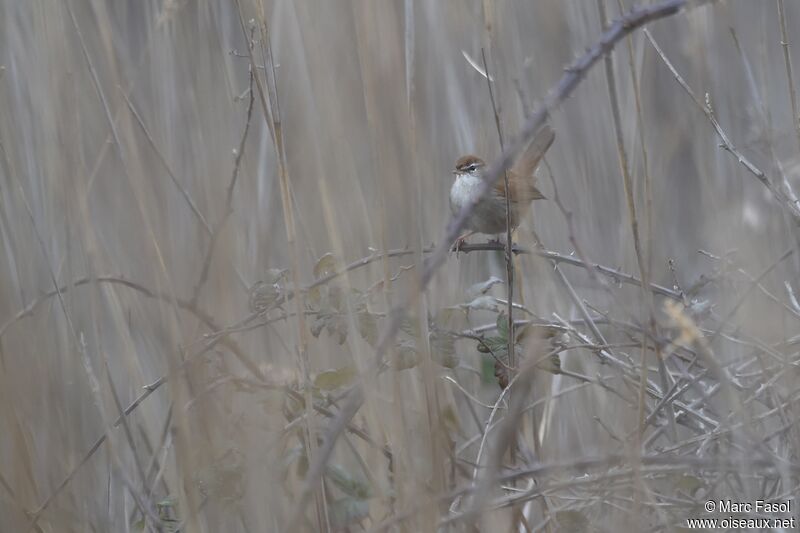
1,0,800,531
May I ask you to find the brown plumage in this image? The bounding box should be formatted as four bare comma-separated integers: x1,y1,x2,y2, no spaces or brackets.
450,124,555,237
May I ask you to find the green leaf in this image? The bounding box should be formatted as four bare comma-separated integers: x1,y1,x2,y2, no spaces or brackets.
477,333,508,360
675,474,703,495
314,366,357,390
391,342,420,370
433,307,462,329
440,404,462,437
480,357,496,383
307,284,325,308
326,463,372,499
554,510,588,532
430,330,458,368
282,444,305,470
496,313,509,340
156,497,176,510
536,352,562,374
358,311,378,346
310,315,326,338
310,312,348,344
326,314,348,344
399,316,418,337
328,497,370,528
327,285,346,311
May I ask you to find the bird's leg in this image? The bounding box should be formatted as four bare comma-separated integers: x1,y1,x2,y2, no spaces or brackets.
452,231,476,252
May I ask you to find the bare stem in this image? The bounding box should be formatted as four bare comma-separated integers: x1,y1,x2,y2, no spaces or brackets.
480,46,517,412
777,0,800,152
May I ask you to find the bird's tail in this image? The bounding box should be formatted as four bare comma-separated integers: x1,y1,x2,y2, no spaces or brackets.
513,123,556,179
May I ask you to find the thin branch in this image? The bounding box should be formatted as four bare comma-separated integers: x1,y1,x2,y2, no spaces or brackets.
1,275,235,344
644,28,800,224
541,160,596,282
457,242,682,299
122,92,212,235
481,46,518,389
709,247,794,342
190,69,255,308
777,0,800,152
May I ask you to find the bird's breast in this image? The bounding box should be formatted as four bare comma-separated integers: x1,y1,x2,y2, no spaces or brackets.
449,173,525,234
449,174,483,215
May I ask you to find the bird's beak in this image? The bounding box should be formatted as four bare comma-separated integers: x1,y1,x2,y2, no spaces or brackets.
452,169,459,175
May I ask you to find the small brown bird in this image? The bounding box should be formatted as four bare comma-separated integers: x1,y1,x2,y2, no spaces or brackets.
449,124,555,245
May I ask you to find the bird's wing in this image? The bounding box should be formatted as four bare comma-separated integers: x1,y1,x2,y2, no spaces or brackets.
493,171,547,203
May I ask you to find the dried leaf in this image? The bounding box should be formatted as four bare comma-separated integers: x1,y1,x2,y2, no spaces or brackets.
248,281,280,314
313,252,339,279
494,359,509,389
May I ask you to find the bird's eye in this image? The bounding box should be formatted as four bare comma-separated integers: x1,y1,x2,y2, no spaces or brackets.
467,164,476,172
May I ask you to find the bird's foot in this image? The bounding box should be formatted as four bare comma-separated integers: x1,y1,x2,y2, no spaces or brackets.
451,232,474,253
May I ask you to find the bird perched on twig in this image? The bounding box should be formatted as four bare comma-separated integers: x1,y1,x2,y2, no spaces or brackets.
449,124,555,249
